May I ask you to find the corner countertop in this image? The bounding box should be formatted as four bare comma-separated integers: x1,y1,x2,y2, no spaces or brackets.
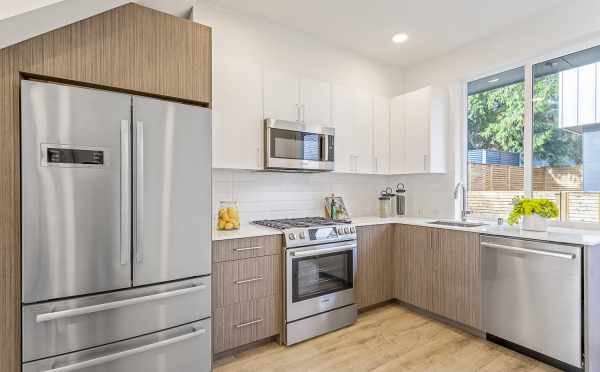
213,216,600,246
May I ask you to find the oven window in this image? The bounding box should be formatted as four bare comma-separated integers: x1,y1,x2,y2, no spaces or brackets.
292,250,353,303
270,128,322,161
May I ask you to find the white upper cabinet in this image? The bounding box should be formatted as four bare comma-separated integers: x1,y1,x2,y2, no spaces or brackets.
390,95,405,173
332,84,355,172
300,77,331,125
390,86,448,174
213,58,264,170
264,69,332,125
373,96,390,174
352,91,374,173
263,68,300,122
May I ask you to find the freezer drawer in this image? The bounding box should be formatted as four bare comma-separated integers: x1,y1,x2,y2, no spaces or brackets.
22,277,210,362
481,235,582,368
21,80,133,303
23,319,211,372
132,96,212,286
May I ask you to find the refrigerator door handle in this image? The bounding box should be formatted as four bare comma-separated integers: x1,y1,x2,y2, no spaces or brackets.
41,327,207,372
36,284,207,323
135,121,144,263
120,120,131,266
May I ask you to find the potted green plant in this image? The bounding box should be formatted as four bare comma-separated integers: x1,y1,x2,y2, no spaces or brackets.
508,197,559,232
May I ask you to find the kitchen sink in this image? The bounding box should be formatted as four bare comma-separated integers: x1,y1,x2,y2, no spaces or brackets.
427,220,488,228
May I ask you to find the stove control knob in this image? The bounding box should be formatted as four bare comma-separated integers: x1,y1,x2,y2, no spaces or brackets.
344,227,350,234
336,227,344,235
299,232,306,239
288,233,296,240
350,227,356,233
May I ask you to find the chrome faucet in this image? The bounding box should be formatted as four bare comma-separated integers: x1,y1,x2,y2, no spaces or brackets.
454,182,472,222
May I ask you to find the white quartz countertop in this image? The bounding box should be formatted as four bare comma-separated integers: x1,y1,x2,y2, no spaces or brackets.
213,216,600,246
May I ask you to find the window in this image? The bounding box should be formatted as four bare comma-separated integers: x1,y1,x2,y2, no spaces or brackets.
466,45,600,225
532,46,600,223
467,67,525,220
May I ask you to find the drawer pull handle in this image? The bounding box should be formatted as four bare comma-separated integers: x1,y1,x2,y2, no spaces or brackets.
234,246,262,252
235,318,264,328
235,276,264,285
36,284,207,323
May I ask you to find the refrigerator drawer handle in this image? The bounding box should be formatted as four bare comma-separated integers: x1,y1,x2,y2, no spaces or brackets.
481,242,576,260
42,327,207,372
292,244,356,257
235,318,264,328
233,246,262,252
36,284,207,323
234,276,264,285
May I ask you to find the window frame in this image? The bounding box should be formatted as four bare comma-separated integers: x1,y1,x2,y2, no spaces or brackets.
462,37,600,229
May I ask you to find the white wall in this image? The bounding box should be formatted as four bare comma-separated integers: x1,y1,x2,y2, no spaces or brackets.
193,1,408,221
398,0,600,218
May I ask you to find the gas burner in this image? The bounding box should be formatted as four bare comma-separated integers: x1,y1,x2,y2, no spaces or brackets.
252,217,356,248
252,217,352,230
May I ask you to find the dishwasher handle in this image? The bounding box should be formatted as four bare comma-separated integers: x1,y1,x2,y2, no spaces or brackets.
481,242,576,260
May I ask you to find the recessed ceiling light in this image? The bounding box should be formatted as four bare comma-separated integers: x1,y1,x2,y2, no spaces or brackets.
392,33,408,44
488,78,500,83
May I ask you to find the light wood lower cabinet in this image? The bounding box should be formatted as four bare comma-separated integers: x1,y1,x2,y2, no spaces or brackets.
393,225,482,330
213,255,281,308
212,235,283,354
213,296,281,353
356,225,393,309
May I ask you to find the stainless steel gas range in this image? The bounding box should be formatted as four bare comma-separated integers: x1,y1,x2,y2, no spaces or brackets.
252,217,357,345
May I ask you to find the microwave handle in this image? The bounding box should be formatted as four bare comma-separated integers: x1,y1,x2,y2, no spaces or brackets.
322,135,329,162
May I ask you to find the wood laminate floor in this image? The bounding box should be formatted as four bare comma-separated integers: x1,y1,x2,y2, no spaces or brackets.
214,304,558,372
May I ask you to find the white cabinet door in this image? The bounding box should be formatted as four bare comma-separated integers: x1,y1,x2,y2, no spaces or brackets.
264,68,300,122
213,58,263,169
301,77,331,125
389,95,405,174
403,87,430,173
332,84,354,172
373,96,390,174
353,91,374,173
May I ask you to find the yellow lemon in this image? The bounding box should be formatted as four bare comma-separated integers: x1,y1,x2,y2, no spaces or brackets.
218,209,226,218
225,222,234,230
233,221,240,229
218,220,226,230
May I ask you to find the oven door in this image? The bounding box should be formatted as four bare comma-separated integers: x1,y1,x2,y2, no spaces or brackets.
286,241,356,322
265,119,334,171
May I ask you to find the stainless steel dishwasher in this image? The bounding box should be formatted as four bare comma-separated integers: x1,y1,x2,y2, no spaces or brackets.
481,235,583,370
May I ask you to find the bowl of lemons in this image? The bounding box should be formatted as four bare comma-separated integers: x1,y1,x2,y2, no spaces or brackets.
217,201,240,231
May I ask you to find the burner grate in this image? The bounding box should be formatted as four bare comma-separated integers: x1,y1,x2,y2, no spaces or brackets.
252,217,352,230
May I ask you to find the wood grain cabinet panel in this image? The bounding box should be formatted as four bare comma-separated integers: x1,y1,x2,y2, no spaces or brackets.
393,225,482,330
430,229,481,329
213,296,281,354
212,235,282,263
213,255,281,308
356,225,393,309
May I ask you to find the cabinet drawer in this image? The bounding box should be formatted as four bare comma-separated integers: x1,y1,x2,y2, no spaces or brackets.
213,255,281,308
213,235,282,262
214,296,281,353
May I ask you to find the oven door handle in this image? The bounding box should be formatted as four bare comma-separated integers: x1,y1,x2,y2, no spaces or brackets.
291,244,356,257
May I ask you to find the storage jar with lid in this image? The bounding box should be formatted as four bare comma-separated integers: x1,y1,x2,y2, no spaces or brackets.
217,201,240,230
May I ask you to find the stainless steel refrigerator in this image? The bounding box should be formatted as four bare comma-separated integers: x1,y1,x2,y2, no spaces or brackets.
20,80,212,371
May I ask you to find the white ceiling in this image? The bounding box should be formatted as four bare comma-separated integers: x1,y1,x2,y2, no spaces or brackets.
211,0,565,67
2,0,566,67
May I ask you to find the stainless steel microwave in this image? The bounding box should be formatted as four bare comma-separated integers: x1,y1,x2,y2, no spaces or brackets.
264,119,335,172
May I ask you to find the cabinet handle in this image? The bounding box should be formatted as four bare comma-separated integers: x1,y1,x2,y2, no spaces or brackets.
235,318,264,328
300,104,305,123
296,104,301,123
233,246,262,252
234,276,264,285
423,154,428,172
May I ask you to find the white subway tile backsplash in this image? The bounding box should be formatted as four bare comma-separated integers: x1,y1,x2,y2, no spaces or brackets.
213,169,390,223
